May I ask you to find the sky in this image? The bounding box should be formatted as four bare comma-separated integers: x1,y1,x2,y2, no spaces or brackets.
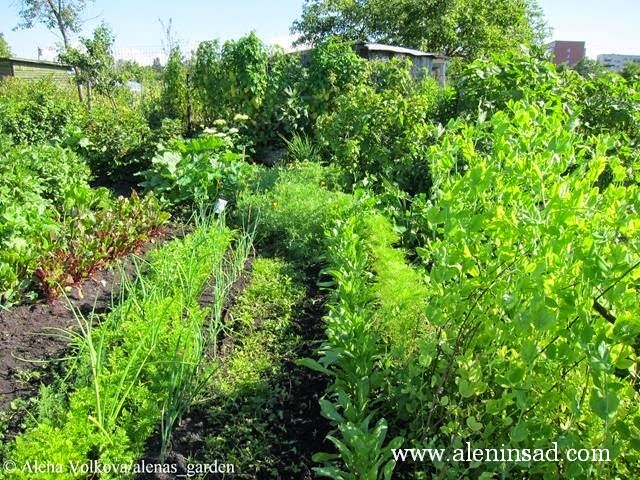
1,0,639,63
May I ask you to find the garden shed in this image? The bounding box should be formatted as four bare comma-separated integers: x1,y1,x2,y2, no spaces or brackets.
0,57,73,83
295,42,447,86
353,42,447,85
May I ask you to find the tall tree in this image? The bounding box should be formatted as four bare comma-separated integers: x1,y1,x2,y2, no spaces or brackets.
291,0,548,60
0,33,11,57
14,0,93,101
60,23,118,110
15,0,93,51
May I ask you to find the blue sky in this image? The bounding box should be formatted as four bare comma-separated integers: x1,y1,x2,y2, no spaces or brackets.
1,0,639,62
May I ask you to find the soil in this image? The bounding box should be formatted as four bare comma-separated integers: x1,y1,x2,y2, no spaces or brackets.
0,226,179,433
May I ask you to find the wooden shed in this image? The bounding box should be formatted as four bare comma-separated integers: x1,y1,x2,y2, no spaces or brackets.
293,42,447,86
0,57,73,83
354,43,447,85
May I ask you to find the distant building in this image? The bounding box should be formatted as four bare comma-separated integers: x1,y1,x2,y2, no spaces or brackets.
0,57,72,82
547,41,586,67
353,43,447,85
294,42,448,86
596,54,640,72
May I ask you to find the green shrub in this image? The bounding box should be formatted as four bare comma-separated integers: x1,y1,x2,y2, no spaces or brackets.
160,47,189,128
385,100,639,478
316,79,441,194
65,104,154,180
254,48,309,148
578,69,640,146
140,132,256,212
304,38,367,124
454,52,582,118
235,162,353,264
0,77,84,144
192,33,268,126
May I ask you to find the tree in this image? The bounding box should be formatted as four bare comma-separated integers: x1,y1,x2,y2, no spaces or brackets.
291,0,548,60
621,62,640,83
0,33,12,57
15,0,93,51
161,47,189,127
61,23,118,110
14,0,93,101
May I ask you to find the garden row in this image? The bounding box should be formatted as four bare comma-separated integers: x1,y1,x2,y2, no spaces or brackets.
1,218,252,478
0,34,639,478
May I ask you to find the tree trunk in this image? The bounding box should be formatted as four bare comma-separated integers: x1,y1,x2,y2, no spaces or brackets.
46,0,85,103
87,81,92,112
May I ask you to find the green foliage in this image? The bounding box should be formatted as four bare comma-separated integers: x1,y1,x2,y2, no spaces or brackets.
311,212,406,480
192,39,223,124
255,48,309,146
573,58,609,79
0,140,168,305
193,32,268,126
235,162,352,265
454,51,581,118
117,59,161,84
316,74,443,194
376,101,639,478
292,0,547,60
621,62,640,83
66,104,155,180
455,51,640,161
201,257,308,477
140,132,255,212
7,222,233,479
304,38,367,123
0,77,84,144
161,47,188,127
282,133,321,164
577,69,640,146
0,33,11,57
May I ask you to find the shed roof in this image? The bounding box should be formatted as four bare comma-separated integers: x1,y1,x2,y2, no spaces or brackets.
359,42,443,58
0,56,72,69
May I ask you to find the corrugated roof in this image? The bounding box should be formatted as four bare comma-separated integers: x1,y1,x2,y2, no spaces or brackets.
361,43,440,58
0,57,72,68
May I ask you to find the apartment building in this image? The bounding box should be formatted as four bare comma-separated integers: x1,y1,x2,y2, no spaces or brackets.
547,41,586,67
596,54,640,72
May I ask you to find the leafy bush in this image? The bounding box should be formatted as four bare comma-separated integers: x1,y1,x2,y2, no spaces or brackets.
66,104,155,180
140,132,256,212
235,162,353,265
316,76,442,194
577,69,640,146
454,52,582,118
382,100,639,478
304,38,367,124
0,77,84,144
160,47,189,128
255,48,309,147
192,33,268,125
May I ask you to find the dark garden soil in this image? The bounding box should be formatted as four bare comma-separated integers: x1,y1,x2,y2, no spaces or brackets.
138,266,331,480
0,226,179,435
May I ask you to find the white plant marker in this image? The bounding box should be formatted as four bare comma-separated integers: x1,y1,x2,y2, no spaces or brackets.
214,198,228,215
